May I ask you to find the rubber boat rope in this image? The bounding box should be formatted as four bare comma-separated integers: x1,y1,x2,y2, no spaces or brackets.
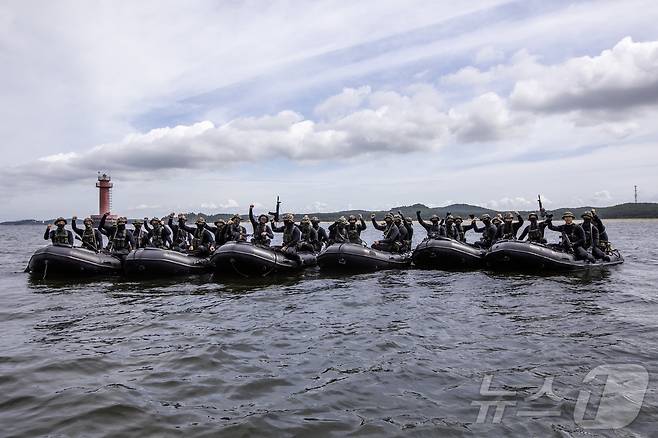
229,258,250,278
42,260,48,280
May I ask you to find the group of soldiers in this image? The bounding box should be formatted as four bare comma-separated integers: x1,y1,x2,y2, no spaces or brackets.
44,205,612,262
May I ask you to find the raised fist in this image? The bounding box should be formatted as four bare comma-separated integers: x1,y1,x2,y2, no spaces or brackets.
72,216,78,221
250,204,254,208
370,213,376,219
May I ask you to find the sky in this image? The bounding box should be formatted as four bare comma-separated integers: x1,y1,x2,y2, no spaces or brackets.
1,0,658,220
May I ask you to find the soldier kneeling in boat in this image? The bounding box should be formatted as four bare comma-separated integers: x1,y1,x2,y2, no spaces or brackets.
518,212,547,244
146,217,171,249
272,213,302,261
346,214,367,245
297,215,318,252
371,213,403,253
249,205,274,246
546,211,594,262
179,216,215,256
72,216,103,251
100,214,135,256
580,211,610,262
44,217,74,246
417,211,441,239
472,214,497,249
327,216,349,245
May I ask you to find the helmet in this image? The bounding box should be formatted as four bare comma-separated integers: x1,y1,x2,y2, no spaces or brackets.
83,217,93,225
504,212,514,220
348,215,357,221
581,211,592,220
384,213,393,220
55,216,67,225
454,216,463,223
492,217,502,224
133,219,144,225
117,216,128,225
480,214,491,221
446,215,454,222
214,219,226,225
150,217,162,225
231,214,241,222
301,215,310,224
196,216,207,225
340,216,349,225
562,211,575,219
430,214,440,221
528,212,538,220
282,213,294,221
405,216,412,223
311,216,320,223
178,213,187,220
393,214,401,222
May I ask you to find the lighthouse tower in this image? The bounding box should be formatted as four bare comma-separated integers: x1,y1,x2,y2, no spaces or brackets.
91,172,117,223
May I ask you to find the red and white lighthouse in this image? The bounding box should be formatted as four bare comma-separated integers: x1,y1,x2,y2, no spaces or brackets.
91,172,117,223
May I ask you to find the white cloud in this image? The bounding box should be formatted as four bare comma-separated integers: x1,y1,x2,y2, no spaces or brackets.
592,190,613,203
483,197,534,211
510,37,658,113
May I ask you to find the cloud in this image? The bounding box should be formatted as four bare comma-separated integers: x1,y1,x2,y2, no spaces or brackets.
592,190,613,203
484,197,534,211
510,37,658,113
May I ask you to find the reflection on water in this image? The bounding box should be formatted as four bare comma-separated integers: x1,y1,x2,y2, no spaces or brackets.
0,222,657,437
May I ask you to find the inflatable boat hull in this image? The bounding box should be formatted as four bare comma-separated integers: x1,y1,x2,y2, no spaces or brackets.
412,237,485,269
123,248,212,276
27,245,122,277
211,242,317,277
317,243,411,271
486,240,624,272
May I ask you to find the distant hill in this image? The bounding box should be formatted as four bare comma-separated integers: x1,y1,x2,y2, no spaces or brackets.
3,202,657,225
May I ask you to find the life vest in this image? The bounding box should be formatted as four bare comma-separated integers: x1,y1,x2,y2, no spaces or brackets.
501,222,516,240
283,225,295,244
582,222,595,249
526,223,543,242
82,226,98,250
134,228,147,248
52,227,70,245
346,224,361,242
191,227,205,249
253,223,270,244
111,227,129,251
151,226,165,248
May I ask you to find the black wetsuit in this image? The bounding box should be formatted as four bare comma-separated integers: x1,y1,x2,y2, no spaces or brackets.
44,226,74,246
346,218,367,244
497,214,524,240
249,208,274,246
179,222,214,256
71,219,103,251
144,223,171,249
371,218,401,253
298,224,318,252
132,226,149,249
99,215,135,254
417,212,442,238
456,222,476,243
518,220,548,243
546,221,593,262
313,224,329,250
272,222,302,260
581,220,609,261
592,213,610,244
168,216,190,252
224,223,248,243
327,222,349,245
442,221,458,239
472,221,497,248
205,223,228,247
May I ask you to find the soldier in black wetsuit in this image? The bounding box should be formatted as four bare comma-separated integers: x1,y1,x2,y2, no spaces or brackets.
224,214,248,243
442,215,458,239
498,211,524,240
131,218,149,249
416,211,441,238
99,214,135,255
44,217,74,245
145,217,171,249
205,219,228,248
591,209,612,252
518,212,547,243
393,215,409,251
346,214,367,245
311,217,329,251
168,213,190,252
580,211,609,261
455,216,476,243
546,211,593,262
178,216,215,256
297,215,318,252
71,216,103,251
371,213,402,253
327,217,349,245
249,205,273,246
472,214,497,249
272,213,302,261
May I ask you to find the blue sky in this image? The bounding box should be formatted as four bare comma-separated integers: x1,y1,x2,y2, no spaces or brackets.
1,0,658,220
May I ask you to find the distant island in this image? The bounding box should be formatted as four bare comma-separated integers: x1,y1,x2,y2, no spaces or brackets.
3,202,658,225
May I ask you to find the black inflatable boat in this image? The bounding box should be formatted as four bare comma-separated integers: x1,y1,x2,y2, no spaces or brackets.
211,242,317,277
317,243,411,271
412,237,485,269
123,247,212,276
27,245,122,277
485,240,624,272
